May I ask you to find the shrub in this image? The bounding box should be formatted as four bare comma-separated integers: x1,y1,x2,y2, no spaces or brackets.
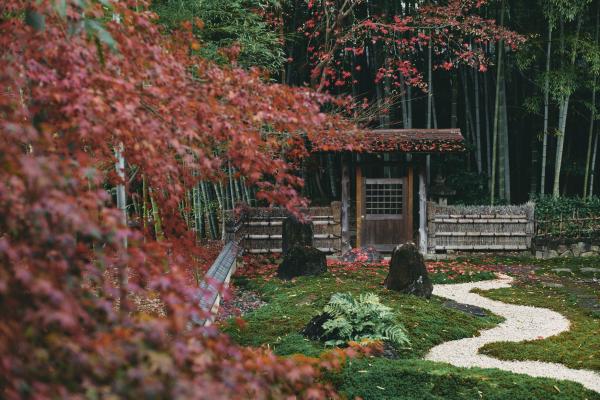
535,196,600,238
318,293,410,348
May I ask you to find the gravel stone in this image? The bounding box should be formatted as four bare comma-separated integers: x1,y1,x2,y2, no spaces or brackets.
425,275,600,393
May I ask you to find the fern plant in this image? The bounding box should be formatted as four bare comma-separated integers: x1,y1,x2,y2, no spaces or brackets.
319,292,410,348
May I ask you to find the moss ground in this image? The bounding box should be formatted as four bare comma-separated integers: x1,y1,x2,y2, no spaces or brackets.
330,358,600,400
223,258,600,399
224,263,501,358
478,283,600,371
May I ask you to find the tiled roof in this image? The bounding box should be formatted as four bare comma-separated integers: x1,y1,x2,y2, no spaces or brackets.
311,129,465,153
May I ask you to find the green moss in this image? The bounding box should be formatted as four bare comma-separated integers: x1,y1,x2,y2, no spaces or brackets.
225,267,502,358
329,358,600,400
478,284,600,371
225,261,600,399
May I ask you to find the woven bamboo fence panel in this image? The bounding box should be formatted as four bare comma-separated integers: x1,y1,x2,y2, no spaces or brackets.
536,213,600,239
240,202,342,254
427,202,535,253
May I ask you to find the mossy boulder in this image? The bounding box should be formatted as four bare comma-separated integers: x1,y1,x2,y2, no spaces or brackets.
277,245,326,280
384,242,432,298
282,216,314,255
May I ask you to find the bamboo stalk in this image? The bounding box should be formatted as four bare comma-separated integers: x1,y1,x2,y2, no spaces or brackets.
148,186,164,241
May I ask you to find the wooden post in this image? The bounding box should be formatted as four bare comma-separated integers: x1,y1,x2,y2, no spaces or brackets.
418,158,428,254
356,164,363,248
407,162,414,242
341,155,350,252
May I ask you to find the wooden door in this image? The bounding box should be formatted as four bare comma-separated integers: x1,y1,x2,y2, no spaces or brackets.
360,177,410,252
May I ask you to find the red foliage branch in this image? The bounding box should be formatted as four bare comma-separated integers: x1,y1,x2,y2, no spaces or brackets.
301,0,526,93
0,1,360,398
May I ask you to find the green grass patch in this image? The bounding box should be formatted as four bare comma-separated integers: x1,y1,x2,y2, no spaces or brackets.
329,358,600,400
478,284,600,371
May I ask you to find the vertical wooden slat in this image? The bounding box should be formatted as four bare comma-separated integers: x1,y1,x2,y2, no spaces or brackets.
341,156,350,251
418,158,428,254
356,164,363,248
407,163,414,243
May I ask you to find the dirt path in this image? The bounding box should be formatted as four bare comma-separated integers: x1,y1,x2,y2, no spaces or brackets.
425,274,600,393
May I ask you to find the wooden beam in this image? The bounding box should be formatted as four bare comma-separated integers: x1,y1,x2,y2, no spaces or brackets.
418,159,428,254
341,156,350,252
356,164,363,248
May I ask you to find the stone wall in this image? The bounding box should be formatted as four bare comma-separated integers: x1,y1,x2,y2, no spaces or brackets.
533,239,600,259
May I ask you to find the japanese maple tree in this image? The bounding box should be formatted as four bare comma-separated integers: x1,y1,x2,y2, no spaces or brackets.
0,0,364,398
301,0,525,93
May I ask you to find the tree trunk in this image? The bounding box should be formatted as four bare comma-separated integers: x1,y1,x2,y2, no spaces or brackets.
228,162,236,208
473,67,483,175
540,21,553,196
500,75,511,202
553,17,582,198
407,85,413,128
450,71,458,129
484,68,492,178
490,0,506,205
584,5,600,198
590,132,598,197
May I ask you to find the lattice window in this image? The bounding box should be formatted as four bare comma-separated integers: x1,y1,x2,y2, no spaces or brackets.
365,180,403,215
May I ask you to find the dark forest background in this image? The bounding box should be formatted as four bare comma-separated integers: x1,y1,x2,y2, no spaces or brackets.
155,0,600,206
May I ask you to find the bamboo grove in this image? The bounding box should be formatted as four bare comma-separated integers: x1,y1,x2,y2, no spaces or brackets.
154,0,600,206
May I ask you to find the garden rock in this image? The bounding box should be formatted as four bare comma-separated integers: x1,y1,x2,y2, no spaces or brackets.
281,216,313,255
301,312,335,342
551,268,572,276
277,245,326,280
384,242,433,298
581,252,597,258
580,267,600,276
443,299,488,317
541,282,564,288
547,250,559,259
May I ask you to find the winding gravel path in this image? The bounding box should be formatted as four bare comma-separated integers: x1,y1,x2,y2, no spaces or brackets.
425,274,600,393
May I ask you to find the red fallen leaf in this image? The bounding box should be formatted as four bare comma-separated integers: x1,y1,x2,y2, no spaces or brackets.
235,317,248,330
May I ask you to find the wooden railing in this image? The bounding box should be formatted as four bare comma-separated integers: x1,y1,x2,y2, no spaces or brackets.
196,211,246,326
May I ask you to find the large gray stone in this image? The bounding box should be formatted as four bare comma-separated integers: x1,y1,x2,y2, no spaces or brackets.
581,251,598,258
384,243,432,298
535,251,544,259
551,268,573,276
547,250,559,259
282,216,313,255
541,282,564,288
277,245,326,280
580,267,600,276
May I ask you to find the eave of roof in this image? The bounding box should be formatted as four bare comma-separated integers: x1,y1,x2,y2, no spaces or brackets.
311,129,466,153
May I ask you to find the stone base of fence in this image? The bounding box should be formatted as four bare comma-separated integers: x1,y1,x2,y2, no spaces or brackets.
533,239,600,259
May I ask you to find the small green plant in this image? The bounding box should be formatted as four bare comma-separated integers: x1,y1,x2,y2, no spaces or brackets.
320,292,410,348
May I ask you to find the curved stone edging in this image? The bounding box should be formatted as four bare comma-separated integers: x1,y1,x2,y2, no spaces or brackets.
424,274,600,393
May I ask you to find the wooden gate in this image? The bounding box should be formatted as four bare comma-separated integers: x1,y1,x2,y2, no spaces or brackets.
359,177,410,252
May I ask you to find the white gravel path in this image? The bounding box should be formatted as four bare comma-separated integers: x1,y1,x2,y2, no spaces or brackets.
425,274,600,393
